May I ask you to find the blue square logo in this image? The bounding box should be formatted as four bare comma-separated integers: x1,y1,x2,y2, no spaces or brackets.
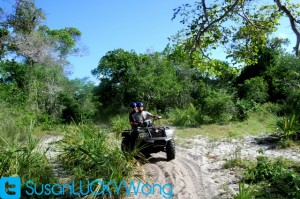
0,177,21,199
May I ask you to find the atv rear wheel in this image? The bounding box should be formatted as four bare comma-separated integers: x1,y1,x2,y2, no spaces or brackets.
166,139,175,160
121,138,131,152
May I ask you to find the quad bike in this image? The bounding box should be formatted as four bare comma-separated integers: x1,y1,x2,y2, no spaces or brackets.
121,118,175,161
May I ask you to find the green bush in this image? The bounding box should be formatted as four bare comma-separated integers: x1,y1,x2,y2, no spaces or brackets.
58,124,134,192
203,90,235,123
233,99,258,121
244,156,300,199
169,104,203,127
275,113,300,140
285,87,300,114
241,77,269,103
37,113,56,130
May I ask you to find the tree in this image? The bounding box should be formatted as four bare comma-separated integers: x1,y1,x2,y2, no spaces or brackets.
6,0,45,34
172,0,300,63
39,26,82,64
92,48,193,114
92,49,141,111
59,78,97,123
275,0,300,56
0,0,86,124
0,0,82,64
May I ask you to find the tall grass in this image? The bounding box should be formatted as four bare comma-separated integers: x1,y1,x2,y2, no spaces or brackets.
234,181,259,199
169,104,203,127
57,123,134,195
0,104,36,142
0,131,55,187
0,105,56,197
0,103,56,198
110,114,131,136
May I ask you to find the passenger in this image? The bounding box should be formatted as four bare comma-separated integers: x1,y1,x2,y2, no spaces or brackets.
129,102,138,128
132,102,161,127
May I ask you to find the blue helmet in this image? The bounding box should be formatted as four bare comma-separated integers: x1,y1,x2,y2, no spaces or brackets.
137,102,143,107
130,102,137,108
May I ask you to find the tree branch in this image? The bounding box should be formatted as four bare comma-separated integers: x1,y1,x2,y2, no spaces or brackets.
275,0,300,56
194,0,240,50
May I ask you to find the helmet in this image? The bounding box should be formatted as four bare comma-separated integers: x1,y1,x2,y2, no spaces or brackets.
130,102,137,108
137,102,143,107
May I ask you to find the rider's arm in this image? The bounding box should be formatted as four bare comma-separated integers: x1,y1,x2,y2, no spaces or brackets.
145,111,161,119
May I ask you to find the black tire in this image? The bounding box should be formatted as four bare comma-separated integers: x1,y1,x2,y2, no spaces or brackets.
166,139,175,160
121,138,131,152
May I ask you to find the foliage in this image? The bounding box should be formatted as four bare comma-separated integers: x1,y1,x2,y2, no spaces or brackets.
0,0,90,126
175,103,277,141
39,26,82,62
59,78,97,123
110,114,131,136
241,77,269,103
6,0,45,34
172,0,300,63
0,111,56,195
233,99,258,121
169,104,203,127
234,181,259,199
266,53,300,105
92,48,192,114
203,89,235,123
275,113,300,140
58,124,134,185
244,156,300,199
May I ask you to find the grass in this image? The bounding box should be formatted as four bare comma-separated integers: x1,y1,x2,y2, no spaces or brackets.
223,146,254,170
234,181,260,199
175,108,278,141
57,123,137,197
0,117,56,198
110,114,131,136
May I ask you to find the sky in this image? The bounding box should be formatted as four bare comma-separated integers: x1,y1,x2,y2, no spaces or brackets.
34,0,195,83
28,1,297,83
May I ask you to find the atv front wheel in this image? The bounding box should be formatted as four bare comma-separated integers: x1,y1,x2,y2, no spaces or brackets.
166,139,175,160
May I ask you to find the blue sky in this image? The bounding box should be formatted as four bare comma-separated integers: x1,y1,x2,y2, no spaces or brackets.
34,0,296,84
35,0,195,83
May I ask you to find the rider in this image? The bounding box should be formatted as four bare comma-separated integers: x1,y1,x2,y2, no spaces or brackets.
129,102,138,128
132,102,161,127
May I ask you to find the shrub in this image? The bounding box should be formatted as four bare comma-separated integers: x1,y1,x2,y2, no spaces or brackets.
58,124,134,191
244,156,300,199
275,113,300,140
169,104,203,127
233,99,258,121
203,90,235,123
241,77,269,103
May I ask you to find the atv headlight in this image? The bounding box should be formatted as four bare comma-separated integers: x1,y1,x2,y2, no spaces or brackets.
165,129,174,137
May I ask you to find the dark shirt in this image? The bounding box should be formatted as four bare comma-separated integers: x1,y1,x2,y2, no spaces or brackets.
129,110,136,123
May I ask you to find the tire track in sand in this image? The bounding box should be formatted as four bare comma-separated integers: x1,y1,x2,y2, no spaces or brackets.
127,146,219,199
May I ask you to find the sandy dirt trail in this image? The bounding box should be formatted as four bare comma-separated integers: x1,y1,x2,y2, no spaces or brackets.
38,133,300,199
127,147,220,199
39,135,220,199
